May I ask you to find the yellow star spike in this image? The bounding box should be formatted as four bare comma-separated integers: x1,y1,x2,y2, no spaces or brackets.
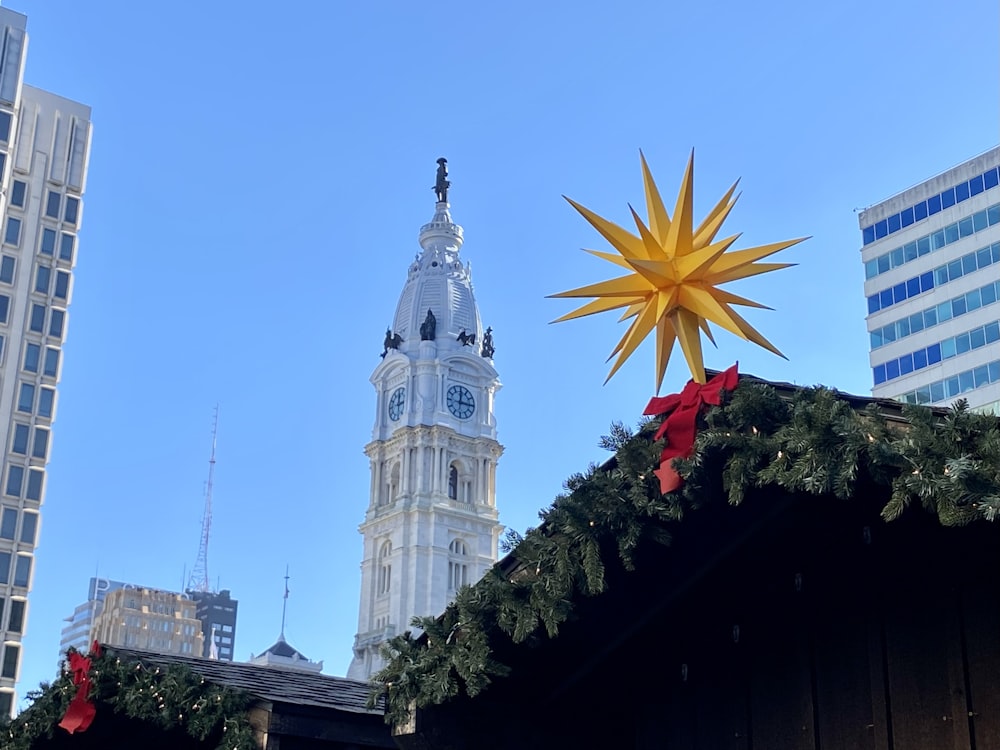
549,151,807,391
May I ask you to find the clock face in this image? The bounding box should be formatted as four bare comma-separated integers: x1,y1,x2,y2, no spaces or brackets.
388,387,405,421
446,385,475,419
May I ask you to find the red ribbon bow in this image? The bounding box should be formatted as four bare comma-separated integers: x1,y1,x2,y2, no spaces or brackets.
643,364,739,494
58,642,101,734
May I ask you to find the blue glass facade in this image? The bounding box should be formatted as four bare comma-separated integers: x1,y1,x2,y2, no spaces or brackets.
873,320,1000,385
861,166,1000,246
866,241,1000,314
893,360,1000,406
870,279,1000,350
864,204,1000,280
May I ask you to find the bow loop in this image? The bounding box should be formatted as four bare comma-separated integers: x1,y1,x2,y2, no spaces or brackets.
58,643,100,734
644,365,739,494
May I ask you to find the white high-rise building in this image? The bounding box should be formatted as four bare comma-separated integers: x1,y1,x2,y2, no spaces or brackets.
59,578,131,658
348,162,503,680
0,7,92,715
860,147,1000,415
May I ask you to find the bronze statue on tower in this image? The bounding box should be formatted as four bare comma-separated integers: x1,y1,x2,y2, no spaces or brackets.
434,157,450,203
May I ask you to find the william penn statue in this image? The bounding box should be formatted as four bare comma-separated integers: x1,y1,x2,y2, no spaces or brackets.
434,157,450,203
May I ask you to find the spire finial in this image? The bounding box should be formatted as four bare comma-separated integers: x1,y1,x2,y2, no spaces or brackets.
434,157,450,203
280,565,290,639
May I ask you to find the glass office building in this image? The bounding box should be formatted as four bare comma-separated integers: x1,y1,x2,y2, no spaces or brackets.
0,7,92,716
860,147,1000,415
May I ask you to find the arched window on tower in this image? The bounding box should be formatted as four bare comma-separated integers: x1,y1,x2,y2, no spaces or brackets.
448,465,458,500
377,540,392,595
383,462,401,506
448,539,469,591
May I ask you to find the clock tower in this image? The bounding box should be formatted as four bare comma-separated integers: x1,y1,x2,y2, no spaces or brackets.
347,161,503,681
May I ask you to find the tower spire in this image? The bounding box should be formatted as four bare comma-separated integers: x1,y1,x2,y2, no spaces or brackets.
280,565,290,640
348,162,503,681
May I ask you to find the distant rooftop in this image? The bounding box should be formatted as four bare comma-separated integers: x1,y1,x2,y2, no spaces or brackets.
109,646,375,714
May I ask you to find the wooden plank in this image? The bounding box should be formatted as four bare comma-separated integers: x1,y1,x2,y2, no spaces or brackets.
961,584,1000,747
749,616,817,750
883,586,971,750
635,671,696,750
866,606,892,750
812,611,880,749
692,628,750,750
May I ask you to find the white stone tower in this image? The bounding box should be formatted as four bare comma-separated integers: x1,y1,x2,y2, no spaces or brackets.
347,161,503,681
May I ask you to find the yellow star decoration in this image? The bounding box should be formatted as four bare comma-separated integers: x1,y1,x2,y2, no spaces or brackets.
549,151,807,391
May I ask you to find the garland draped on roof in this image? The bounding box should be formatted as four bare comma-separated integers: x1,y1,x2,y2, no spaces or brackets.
3,649,256,750
371,382,1000,726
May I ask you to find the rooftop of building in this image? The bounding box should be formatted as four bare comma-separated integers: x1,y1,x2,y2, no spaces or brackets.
109,646,376,714
257,635,310,660
859,145,1000,228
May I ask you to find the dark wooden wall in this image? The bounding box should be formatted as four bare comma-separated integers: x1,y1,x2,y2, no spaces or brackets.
621,499,1000,750
399,492,1000,750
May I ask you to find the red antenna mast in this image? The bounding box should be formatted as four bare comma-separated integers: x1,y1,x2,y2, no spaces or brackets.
188,406,218,593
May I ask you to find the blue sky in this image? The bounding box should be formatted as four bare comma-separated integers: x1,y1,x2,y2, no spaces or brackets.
11,0,999,701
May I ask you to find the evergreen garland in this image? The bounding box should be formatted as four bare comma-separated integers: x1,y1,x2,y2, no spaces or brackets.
371,381,1000,727
2,649,256,750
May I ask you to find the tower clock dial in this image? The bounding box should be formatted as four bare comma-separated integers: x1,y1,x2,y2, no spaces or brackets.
446,385,475,419
388,387,406,421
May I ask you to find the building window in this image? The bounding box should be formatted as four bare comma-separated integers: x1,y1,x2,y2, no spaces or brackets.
0,508,15,538
0,295,9,325
28,304,44,332
59,233,74,262
23,343,39,372
377,541,392,595
4,467,22,497
12,424,28,454
0,552,10,584
17,383,34,413
31,428,49,460
38,388,54,418
54,271,70,300
49,309,65,338
4,217,20,246
0,691,12,719
19,512,36,545
448,465,458,499
0,111,11,142
13,555,31,587
384,462,400,505
64,196,80,224
40,229,55,256
9,180,25,208
0,256,13,283
43,348,59,377
1,644,19,679
25,469,43,501
7,600,25,633
34,266,50,295
45,191,60,219
448,539,469,590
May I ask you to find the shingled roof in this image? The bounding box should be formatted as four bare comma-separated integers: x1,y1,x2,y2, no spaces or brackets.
108,646,380,715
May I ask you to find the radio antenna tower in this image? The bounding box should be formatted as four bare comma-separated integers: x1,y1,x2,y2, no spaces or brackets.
188,406,218,593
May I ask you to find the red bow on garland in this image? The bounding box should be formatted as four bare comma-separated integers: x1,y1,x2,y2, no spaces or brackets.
58,641,101,734
643,364,739,494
